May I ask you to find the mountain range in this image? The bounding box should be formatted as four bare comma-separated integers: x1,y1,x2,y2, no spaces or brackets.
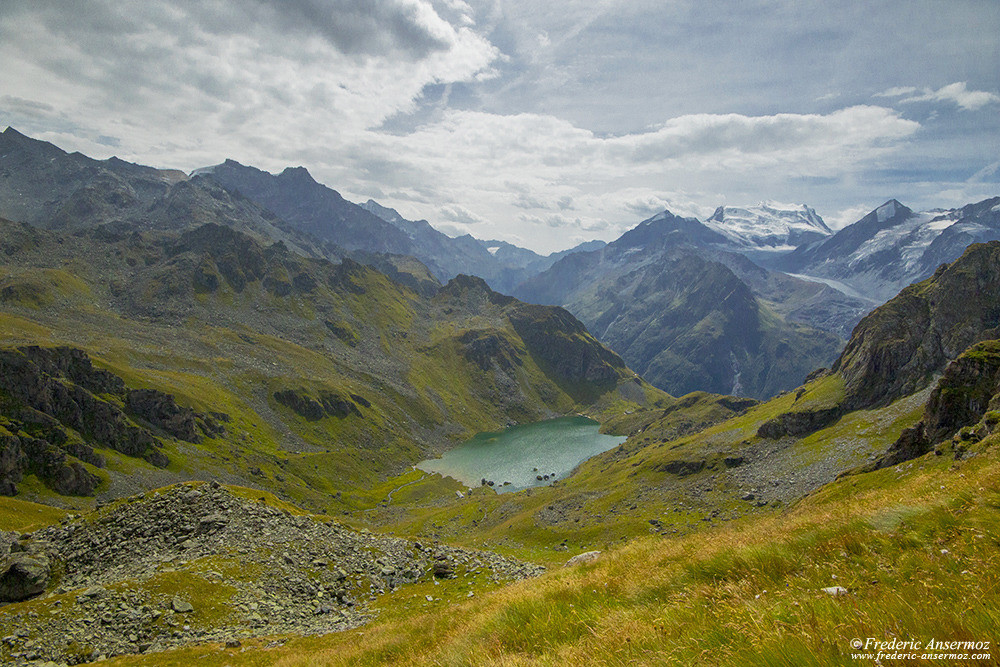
2,125,998,403
3,126,1000,664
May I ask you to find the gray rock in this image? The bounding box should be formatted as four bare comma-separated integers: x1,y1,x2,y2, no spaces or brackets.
821,586,848,597
564,551,601,567
0,552,50,601
171,597,194,613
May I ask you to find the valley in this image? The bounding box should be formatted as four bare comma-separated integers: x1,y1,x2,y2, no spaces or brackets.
0,128,998,665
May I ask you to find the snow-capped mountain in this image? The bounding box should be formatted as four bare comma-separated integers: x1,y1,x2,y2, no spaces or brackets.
779,197,1000,303
704,202,832,253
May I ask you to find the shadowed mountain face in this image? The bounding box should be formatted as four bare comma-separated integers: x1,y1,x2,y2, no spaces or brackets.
516,211,845,399
0,127,328,259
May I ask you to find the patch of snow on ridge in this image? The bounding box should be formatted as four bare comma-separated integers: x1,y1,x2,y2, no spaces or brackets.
848,210,959,271
876,201,897,223
487,246,500,256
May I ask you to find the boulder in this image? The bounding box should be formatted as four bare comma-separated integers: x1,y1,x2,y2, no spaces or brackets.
564,551,601,567
0,552,51,601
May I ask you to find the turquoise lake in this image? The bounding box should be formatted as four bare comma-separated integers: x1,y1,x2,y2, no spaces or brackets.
417,416,626,493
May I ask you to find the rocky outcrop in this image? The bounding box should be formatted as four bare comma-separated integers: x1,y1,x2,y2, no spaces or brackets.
458,330,524,373
869,340,1000,469
0,483,543,662
273,388,366,421
834,242,1000,409
0,552,51,602
509,304,624,387
921,340,1000,443
757,407,843,439
126,389,200,443
0,346,229,494
653,460,706,476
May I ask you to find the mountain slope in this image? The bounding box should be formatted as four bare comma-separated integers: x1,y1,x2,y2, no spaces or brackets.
196,160,414,255
834,240,1000,409
0,128,333,263
202,161,591,293
780,197,1000,303
0,216,664,507
516,211,845,399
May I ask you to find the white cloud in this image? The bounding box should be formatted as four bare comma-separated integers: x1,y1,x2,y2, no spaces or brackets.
439,204,484,224
874,86,920,98
885,82,1000,111
332,106,919,250
825,204,876,230
2,1,994,254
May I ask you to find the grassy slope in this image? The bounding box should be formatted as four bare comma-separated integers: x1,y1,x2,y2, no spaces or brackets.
103,429,1000,666
339,372,923,566
0,230,664,513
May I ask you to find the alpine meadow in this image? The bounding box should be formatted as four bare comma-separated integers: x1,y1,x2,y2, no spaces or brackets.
1,2,999,665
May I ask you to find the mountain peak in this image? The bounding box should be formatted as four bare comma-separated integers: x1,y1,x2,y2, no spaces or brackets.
703,201,831,251
874,199,906,223
278,166,316,184
360,199,405,224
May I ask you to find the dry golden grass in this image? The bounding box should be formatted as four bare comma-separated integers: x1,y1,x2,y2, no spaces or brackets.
108,438,1000,666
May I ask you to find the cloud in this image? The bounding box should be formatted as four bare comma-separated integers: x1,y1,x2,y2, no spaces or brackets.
0,0,500,161
826,204,876,230
881,82,1000,111
874,86,920,98
602,107,919,171
2,1,994,254
345,106,918,245
440,204,484,224
511,193,549,209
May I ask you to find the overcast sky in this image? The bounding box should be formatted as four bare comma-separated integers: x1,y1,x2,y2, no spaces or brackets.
1,1,998,253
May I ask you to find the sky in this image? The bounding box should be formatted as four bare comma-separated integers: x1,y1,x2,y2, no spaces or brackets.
1,1,998,253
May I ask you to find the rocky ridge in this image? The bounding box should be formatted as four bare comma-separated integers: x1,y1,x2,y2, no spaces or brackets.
834,241,1000,410
0,482,543,664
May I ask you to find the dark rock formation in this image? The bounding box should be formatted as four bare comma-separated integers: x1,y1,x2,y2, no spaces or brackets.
126,389,200,443
869,339,1000,469
653,460,706,476
757,407,843,439
509,304,624,387
459,330,524,372
274,388,364,421
0,346,229,494
0,552,50,602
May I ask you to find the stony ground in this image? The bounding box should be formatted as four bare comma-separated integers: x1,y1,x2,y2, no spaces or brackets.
0,482,544,664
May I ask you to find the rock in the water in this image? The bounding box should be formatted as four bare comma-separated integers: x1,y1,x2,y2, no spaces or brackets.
564,551,601,567
0,552,50,601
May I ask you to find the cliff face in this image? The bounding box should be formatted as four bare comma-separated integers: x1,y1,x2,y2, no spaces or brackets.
0,346,226,496
834,241,1000,409
872,340,1000,469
